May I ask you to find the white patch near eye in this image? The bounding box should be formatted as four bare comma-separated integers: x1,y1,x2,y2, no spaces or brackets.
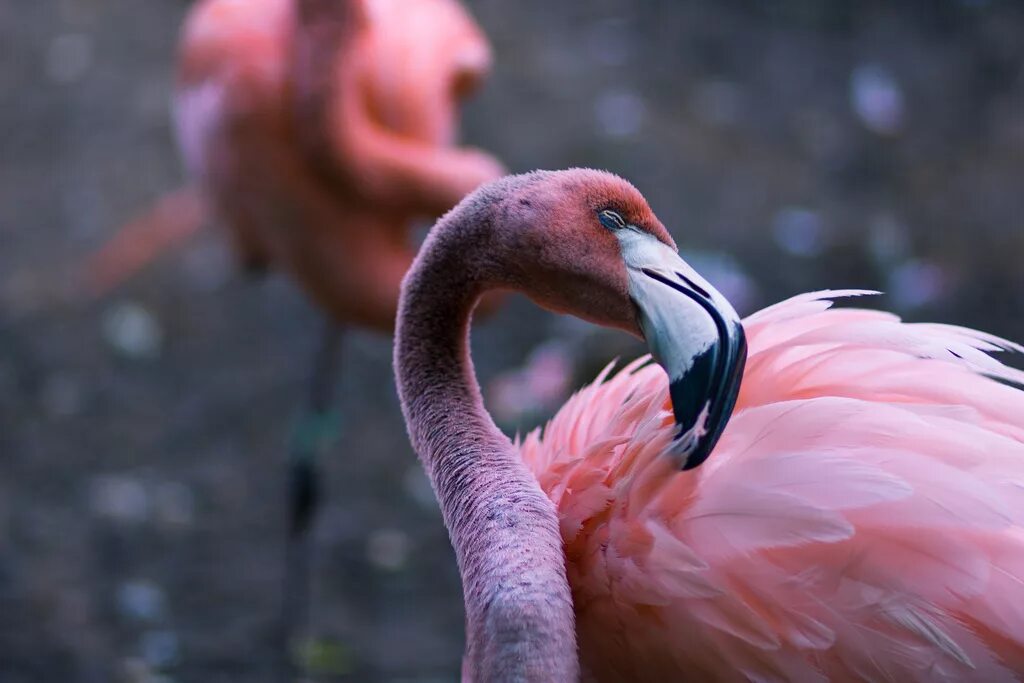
616,230,718,300
615,229,738,380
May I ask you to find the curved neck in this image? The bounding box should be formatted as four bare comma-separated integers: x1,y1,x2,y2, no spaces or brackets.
395,209,579,681
292,0,362,90
290,0,363,170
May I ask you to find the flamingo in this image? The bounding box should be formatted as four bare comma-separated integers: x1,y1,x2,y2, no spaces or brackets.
89,0,503,671
91,0,501,322
394,168,1024,682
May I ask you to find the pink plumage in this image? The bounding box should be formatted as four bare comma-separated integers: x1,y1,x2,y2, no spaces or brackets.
519,290,1024,682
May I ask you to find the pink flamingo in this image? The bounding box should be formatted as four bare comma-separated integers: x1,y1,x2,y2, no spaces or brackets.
90,0,501,324
88,0,503,672
170,0,502,668
395,168,1024,681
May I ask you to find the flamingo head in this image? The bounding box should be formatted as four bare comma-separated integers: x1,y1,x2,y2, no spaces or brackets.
490,168,747,469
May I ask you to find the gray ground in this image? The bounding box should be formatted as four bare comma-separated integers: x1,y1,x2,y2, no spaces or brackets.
2,1,1023,681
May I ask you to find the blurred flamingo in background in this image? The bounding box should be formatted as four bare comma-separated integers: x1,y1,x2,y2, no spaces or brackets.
88,0,503,672
395,169,1024,682
89,0,501,313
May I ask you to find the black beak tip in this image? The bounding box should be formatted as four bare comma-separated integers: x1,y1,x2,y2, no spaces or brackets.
667,326,747,472
678,439,714,471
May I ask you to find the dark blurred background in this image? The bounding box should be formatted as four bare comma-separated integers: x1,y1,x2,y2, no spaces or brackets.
2,1,1023,681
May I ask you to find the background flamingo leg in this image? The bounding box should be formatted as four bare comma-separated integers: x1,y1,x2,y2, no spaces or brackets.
280,321,345,681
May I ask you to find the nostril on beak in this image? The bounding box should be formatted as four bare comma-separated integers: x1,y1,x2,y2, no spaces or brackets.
674,272,710,299
640,267,713,301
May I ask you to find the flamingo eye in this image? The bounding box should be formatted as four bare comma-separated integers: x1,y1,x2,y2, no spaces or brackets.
598,209,627,231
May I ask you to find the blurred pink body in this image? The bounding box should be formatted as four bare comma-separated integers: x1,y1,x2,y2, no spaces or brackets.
94,0,502,330
523,291,1024,681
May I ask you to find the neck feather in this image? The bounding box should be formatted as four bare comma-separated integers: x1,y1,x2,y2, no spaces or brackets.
290,0,363,169
394,202,579,681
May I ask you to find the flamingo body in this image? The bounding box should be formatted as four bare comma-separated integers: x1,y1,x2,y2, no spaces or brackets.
521,291,1024,682
96,0,500,329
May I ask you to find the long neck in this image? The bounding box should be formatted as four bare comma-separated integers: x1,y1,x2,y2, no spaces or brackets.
292,0,361,96
395,208,579,681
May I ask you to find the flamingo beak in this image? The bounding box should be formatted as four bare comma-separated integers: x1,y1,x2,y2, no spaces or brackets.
616,230,747,470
